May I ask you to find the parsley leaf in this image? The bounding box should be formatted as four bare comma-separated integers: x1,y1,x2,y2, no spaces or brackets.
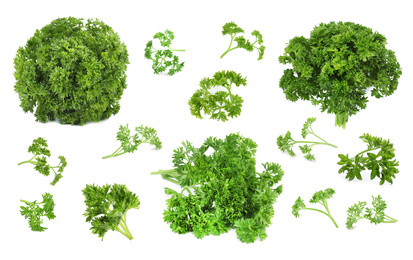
220,22,265,60
188,70,247,122
82,184,140,240
346,195,397,229
337,133,399,185
292,188,338,228
102,124,162,159
20,192,56,232
151,133,284,243
18,137,67,185
144,29,185,75
277,117,337,160
278,21,402,128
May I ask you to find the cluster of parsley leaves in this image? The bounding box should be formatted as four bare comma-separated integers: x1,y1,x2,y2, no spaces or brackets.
152,133,284,243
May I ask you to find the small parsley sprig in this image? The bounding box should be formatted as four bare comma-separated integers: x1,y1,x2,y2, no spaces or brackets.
102,124,162,159
292,188,338,228
188,70,247,122
277,118,337,160
18,137,67,185
20,192,56,231
346,195,397,229
220,22,265,60
82,184,140,240
337,134,399,185
144,29,185,75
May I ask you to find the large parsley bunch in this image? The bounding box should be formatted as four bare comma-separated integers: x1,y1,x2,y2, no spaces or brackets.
279,21,402,128
14,17,129,125
151,133,284,243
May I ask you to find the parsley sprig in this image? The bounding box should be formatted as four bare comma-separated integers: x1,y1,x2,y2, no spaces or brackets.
18,137,67,185
338,134,399,185
277,117,337,160
144,29,185,75
82,184,140,240
292,188,338,228
220,22,265,60
188,70,247,122
151,133,284,243
102,124,162,159
20,192,56,231
346,195,397,229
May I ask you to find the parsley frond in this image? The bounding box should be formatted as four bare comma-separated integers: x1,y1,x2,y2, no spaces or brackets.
102,124,162,159
18,137,67,185
277,117,337,160
292,188,338,228
20,192,56,231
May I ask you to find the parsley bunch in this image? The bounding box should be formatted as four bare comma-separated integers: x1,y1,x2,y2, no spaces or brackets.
346,195,397,229
144,29,185,75
337,134,399,185
18,137,67,185
82,184,140,240
188,70,247,122
278,21,402,128
14,17,129,125
220,22,265,60
151,133,284,243
292,188,338,228
277,117,337,160
20,193,56,231
102,124,162,159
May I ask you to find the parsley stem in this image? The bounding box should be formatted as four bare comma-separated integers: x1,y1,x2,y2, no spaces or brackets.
293,140,337,148
169,48,185,52
220,35,237,58
18,155,37,165
20,199,31,204
303,207,338,228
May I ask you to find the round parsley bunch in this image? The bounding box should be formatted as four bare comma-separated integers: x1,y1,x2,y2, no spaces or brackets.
279,21,402,128
14,17,129,125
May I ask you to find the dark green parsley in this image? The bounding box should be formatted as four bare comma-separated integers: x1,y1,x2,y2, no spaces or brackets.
20,192,56,231
277,117,337,160
188,70,247,122
337,134,399,185
144,30,185,75
278,21,402,128
82,184,140,240
346,195,397,229
151,133,284,243
18,137,67,185
220,22,265,60
292,188,338,228
14,17,129,125
102,124,162,159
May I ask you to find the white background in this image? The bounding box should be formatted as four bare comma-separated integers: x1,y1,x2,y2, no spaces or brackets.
1,0,412,259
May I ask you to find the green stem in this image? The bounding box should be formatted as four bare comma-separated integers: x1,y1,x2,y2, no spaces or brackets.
20,199,32,204
220,35,238,58
293,140,337,148
102,146,126,159
18,155,37,166
169,48,185,52
383,215,398,223
353,147,381,159
303,207,338,228
335,112,349,129
322,202,339,228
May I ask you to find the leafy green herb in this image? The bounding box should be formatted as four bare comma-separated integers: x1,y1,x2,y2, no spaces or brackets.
151,133,284,243
277,117,337,160
82,184,140,240
14,17,129,125
188,70,247,122
337,134,398,185
278,21,402,128
20,192,56,232
18,137,67,185
292,188,338,228
220,22,265,60
144,29,185,75
102,124,162,159
346,195,397,229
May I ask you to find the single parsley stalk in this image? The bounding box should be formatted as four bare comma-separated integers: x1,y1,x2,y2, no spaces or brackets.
20,193,56,231
277,118,337,160
18,137,67,185
102,124,162,159
220,37,261,59
292,188,338,228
